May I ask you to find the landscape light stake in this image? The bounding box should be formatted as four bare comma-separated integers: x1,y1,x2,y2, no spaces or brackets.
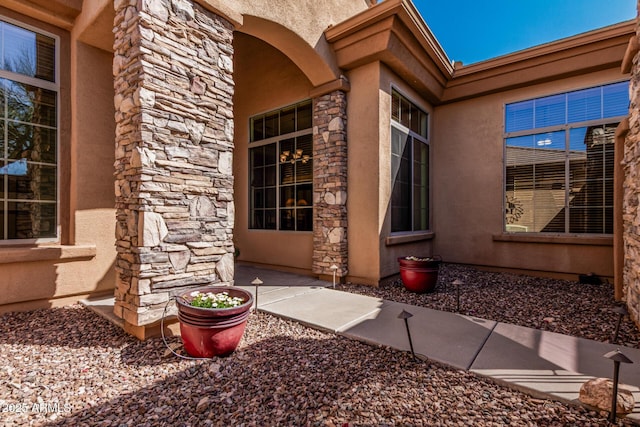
452,279,463,312
251,277,263,312
612,305,628,344
330,264,338,289
398,310,415,359
603,349,633,423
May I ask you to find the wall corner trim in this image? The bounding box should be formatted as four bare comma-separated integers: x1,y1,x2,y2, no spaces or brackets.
309,77,351,98
622,35,640,74
0,245,97,264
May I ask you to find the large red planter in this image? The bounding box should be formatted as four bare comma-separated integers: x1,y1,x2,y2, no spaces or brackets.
176,286,253,358
398,256,442,293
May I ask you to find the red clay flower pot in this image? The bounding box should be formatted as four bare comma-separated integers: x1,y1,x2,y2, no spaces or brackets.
176,286,253,358
398,256,442,293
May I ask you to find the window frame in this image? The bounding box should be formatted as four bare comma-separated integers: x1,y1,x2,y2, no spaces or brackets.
390,88,430,235
503,81,628,236
248,100,313,232
0,15,60,244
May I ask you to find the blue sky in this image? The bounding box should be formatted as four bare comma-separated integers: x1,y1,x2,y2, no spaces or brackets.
413,0,636,65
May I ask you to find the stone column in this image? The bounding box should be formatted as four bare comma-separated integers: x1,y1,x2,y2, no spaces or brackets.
112,0,235,331
312,90,348,279
623,1,640,326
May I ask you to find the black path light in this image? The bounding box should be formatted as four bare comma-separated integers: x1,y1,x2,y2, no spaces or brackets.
452,279,464,312
603,348,633,423
251,277,262,312
398,309,415,359
611,305,629,344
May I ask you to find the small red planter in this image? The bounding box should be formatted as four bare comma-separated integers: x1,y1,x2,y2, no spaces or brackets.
398,256,442,293
176,286,253,358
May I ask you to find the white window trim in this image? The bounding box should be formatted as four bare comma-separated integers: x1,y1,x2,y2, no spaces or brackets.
0,15,60,244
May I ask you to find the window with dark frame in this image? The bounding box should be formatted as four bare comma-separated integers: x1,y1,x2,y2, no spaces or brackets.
391,90,429,233
504,81,628,234
0,19,57,241
249,100,313,231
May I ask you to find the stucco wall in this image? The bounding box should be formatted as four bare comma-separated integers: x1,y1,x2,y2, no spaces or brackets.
72,41,116,292
432,68,625,278
344,62,382,284
232,33,314,273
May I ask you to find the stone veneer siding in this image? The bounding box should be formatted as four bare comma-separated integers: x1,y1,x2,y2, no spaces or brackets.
112,0,235,326
624,1,640,326
312,90,348,278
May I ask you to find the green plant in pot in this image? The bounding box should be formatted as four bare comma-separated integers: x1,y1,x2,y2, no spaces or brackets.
397,255,442,293
176,286,253,358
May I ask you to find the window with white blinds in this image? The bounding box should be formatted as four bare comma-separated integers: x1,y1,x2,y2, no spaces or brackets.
0,19,58,241
504,82,628,234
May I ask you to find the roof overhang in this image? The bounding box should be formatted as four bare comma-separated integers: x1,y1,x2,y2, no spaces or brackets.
325,0,453,104
442,20,636,103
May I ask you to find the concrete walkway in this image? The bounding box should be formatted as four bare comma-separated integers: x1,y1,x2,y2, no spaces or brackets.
234,264,640,421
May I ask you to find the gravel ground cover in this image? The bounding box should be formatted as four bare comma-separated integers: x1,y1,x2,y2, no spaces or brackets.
0,265,639,426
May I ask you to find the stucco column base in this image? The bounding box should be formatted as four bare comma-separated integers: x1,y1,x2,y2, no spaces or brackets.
123,317,181,341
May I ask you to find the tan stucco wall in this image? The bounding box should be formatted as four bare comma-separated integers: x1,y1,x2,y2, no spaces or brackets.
232,33,314,273
71,41,116,292
344,61,382,284
432,68,625,278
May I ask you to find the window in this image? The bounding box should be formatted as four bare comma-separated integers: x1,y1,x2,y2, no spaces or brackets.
391,90,429,232
249,101,313,231
0,19,57,241
504,82,628,234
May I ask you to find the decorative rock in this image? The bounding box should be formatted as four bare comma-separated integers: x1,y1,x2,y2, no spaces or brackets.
139,212,169,247
218,151,233,175
135,87,156,108
171,0,194,21
190,196,216,218
185,119,205,144
324,192,336,205
130,147,157,168
579,377,634,415
168,250,191,271
196,396,210,414
120,96,135,113
328,117,344,131
190,76,206,95
215,253,234,282
328,227,344,244
142,0,169,22
218,54,233,73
